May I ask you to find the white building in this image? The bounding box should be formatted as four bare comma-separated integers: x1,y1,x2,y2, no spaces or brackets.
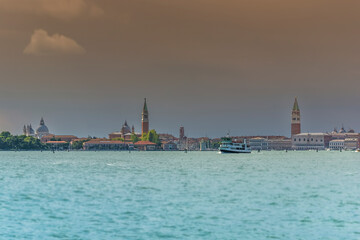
329,139,344,150
344,138,358,150
249,137,268,150
292,133,331,150
268,139,292,150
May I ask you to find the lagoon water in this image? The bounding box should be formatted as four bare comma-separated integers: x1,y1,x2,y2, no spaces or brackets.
0,151,359,239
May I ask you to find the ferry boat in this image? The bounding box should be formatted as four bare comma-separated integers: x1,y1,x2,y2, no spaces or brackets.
219,137,251,153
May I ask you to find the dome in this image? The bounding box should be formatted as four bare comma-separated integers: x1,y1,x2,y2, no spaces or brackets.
339,127,346,133
121,121,131,134
36,125,49,134
36,117,49,134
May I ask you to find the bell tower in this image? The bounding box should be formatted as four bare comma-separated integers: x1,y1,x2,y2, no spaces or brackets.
142,98,149,135
291,97,301,136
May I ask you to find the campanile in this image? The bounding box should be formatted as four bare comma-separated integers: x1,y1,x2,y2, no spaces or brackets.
142,98,149,135
291,97,301,136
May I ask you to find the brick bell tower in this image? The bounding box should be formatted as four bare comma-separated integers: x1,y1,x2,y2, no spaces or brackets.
142,98,149,135
291,97,301,136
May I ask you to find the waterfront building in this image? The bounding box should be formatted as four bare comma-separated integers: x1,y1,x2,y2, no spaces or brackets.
134,141,156,151
36,118,51,139
200,139,207,151
329,139,344,150
330,131,359,140
83,140,127,151
292,133,331,150
162,141,178,151
344,138,358,150
142,98,149,135
159,134,176,142
291,97,301,137
46,141,69,150
268,138,292,150
249,137,268,150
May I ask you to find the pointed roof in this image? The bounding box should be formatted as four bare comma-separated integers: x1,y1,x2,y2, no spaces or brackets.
292,97,300,111
40,117,45,126
143,98,148,112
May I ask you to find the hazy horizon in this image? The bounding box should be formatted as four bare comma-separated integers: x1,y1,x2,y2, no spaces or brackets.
1,0,360,138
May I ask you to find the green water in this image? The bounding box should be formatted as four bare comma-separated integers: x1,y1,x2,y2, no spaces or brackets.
0,151,359,239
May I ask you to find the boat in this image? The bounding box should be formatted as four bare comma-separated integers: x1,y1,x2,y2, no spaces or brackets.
219,136,251,153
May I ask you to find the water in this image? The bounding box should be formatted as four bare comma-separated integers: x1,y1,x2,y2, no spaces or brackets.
0,151,359,239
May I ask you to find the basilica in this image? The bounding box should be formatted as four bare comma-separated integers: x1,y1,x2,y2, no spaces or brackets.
23,117,51,139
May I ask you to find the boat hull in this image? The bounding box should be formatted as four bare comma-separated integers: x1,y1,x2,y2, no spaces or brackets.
219,149,251,153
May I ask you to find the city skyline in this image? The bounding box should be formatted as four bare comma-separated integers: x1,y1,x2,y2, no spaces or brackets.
11,97,358,139
1,0,360,137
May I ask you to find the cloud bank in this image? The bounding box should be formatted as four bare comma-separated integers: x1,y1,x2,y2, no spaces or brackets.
0,0,103,20
24,29,86,56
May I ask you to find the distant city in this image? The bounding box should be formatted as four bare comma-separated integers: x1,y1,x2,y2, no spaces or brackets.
7,97,356,151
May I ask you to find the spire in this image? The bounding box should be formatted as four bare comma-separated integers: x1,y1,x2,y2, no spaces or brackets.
40,117,45,126
292,97,300,111
125,120,128,126
143,98,148,113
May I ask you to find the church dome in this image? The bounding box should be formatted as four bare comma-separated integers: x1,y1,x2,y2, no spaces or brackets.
36,118,49,134
36,125,49,133
121,121,131,134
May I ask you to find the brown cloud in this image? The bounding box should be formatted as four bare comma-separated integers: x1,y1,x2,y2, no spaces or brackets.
0,0,103,20
23,29,86,56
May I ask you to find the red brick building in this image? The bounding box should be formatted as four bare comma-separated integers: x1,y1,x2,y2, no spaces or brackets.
142,98,149,135
291,97,301,137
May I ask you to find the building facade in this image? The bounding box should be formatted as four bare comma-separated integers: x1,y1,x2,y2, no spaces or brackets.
292,133,331,150
329,139,344,150
344,138,358,150
249,137,269,150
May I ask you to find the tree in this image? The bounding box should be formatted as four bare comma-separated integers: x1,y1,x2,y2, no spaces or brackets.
131,133,140,143
141,129,160,145
112,137,124,141
0,131,47,150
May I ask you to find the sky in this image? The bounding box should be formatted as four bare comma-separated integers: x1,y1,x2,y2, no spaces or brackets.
1,0,360,138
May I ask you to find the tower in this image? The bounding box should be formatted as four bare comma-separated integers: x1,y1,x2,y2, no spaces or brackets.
142,98,149,135
291,97,301,136
179,126,185,140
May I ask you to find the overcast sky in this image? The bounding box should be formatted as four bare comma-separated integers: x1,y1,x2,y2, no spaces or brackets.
1,0,360,138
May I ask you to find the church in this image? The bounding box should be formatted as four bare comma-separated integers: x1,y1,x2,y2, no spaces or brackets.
108,98,149,141
23,117,52,139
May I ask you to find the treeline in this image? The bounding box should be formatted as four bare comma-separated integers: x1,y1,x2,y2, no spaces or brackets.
141,129,161,145
0,131,47,150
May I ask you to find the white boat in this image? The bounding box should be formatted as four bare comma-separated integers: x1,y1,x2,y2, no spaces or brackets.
219,137,251,153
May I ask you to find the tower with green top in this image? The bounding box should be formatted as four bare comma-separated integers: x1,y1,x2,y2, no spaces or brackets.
142,98,149,135
291,97,301,136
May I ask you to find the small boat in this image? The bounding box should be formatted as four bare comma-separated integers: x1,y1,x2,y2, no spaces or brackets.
355,149,360,152
219,136,251,153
